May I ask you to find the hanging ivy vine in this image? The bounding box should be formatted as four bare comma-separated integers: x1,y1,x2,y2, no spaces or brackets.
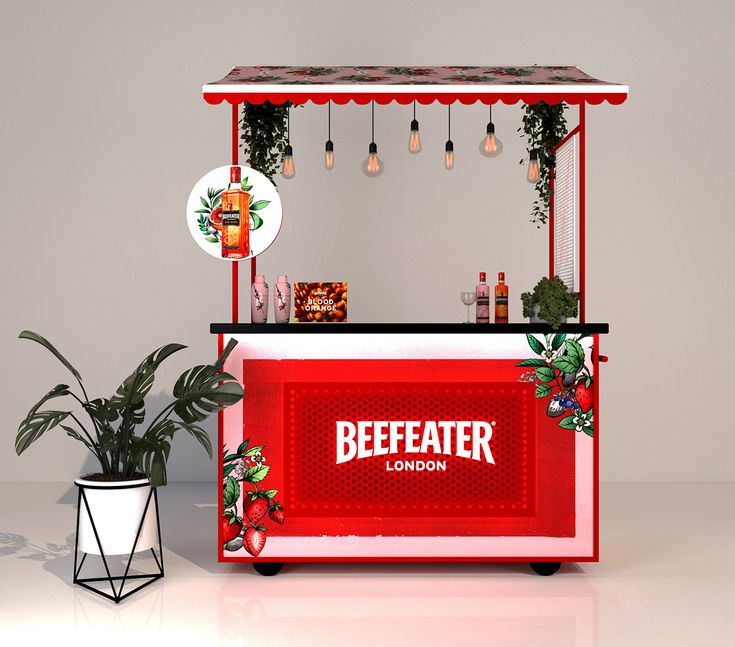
239,101,294,183
518,102,568,228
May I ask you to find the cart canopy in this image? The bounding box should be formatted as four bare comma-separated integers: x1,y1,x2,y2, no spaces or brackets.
203,65,627,106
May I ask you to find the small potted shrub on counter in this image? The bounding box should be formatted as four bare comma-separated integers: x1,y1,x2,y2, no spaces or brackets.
15,330,244,600
521,276,580,329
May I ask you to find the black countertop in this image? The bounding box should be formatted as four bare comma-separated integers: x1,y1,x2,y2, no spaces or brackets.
210,323,609,335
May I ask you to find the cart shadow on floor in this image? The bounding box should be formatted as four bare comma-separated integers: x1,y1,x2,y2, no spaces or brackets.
216,563,601,647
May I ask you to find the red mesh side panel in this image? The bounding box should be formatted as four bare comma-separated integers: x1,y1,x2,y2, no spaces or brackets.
286,382,534,517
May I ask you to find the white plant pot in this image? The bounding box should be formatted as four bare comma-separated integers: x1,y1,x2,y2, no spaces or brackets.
529,304,567,325
75,477,158,556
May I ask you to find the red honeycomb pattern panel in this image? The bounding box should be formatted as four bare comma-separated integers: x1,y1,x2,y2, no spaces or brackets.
286,382,535,517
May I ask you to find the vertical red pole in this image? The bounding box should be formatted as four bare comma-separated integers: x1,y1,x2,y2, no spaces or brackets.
549,165,555,279
216,332,224,558
592,333,600,561
579,102,586,323
231,103,239,323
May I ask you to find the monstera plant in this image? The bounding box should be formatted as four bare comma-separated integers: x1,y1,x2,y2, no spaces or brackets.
15,331,244,486
15,331,245,592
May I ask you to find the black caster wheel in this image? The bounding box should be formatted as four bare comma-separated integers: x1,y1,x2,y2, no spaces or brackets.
253,562,285,576
530,562,561,576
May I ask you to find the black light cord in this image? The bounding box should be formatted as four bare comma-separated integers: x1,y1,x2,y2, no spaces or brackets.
328,100,331,140
371,100,375,143
448,104,451,140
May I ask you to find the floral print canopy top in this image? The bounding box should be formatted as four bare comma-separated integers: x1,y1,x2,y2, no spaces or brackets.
203,66,627,105
203,65,628,103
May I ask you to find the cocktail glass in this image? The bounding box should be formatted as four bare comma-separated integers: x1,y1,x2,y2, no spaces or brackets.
460,291,477,324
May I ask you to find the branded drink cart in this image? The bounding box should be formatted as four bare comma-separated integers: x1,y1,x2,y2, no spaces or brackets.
202,66,627,575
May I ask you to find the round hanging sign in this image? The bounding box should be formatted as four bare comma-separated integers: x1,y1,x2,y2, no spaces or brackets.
186,165,283,261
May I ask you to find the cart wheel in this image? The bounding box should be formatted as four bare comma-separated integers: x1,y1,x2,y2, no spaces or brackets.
253,562,284,576
529,562,561,576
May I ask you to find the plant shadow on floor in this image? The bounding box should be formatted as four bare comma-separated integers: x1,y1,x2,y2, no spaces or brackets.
0,532,163,588
0,531,162,587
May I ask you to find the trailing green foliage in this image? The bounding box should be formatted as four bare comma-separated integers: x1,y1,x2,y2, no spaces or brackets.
15,331,244,486
240,101,294,182
520,276,580,329
518,102,568,227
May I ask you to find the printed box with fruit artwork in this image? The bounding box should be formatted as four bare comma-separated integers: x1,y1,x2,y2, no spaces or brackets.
293,282,347,322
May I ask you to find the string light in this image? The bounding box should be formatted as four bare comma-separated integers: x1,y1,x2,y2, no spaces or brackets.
324,100,334,170
408,100,422,153
526,149,540,183
479,105,503,157
444,104,454,170
281,104,295,179
361,101,385,177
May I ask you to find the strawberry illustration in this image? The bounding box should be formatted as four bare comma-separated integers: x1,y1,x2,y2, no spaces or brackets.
269,502,285,525
243,491,270,523
245,525,267,557
222,512,243,544
574,380,594,412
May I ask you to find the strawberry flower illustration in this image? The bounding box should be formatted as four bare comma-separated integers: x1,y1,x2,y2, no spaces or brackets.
250,451,266,467
541,346,562,364
572,410,593,433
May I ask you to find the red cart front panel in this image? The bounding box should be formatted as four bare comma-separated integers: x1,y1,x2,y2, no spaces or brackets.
219,332,597,562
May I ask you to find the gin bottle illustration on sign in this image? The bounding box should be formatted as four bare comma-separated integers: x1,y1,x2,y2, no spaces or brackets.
251,275,269,323
274,275,291,323
221,166,250,259
495,272,508,323
475,272,490,324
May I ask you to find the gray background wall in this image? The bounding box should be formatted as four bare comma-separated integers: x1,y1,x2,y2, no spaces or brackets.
1,0,733,482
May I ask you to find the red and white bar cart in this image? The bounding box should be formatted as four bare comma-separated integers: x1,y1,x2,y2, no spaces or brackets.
203,66,627,575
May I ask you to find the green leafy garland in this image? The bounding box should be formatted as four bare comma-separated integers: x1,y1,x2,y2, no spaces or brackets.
518,102,568,228
239,101,293,183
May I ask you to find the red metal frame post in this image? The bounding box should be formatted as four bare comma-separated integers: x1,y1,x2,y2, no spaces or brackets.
549,165,555,278
231,103,239,323
579,102,586,323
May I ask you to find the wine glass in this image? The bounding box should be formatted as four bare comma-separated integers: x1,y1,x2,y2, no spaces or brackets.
460,291,477,324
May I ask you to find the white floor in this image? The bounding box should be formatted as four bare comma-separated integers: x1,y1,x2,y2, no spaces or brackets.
0,482,732,646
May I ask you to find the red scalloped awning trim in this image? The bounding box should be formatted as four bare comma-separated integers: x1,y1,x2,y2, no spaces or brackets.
203,91,627,107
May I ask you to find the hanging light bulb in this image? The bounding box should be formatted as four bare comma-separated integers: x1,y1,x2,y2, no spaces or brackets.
444,105,454,170
408,100,422,153
526,149,540,184
444,141,455,170
324,100,334,170
362,142,384,177
281,105,295,179
361,101,385,177
282,144,295,179
479,105,503,157
325,140,334,170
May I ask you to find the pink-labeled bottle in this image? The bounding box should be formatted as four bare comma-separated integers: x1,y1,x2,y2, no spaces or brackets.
476,272,490,323
251,275,269,323
274,274,291,323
